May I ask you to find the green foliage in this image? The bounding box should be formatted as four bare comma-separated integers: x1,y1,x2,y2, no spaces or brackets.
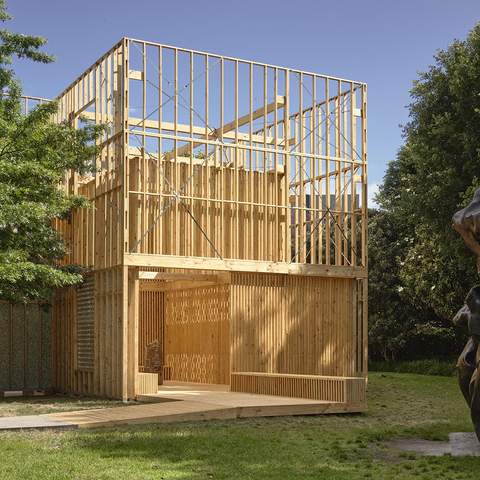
369,358,457,377
0,1,104,302
393,24,480,317
369,24,480,360
368,202,418,360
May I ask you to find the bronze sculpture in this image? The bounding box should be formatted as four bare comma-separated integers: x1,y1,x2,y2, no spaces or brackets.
453,188,480,440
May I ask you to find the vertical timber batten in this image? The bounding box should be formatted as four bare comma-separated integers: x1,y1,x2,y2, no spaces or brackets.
49,38,367,406
121,38,131,401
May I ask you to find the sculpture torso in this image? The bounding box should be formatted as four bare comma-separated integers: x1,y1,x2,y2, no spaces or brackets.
453,188,480,440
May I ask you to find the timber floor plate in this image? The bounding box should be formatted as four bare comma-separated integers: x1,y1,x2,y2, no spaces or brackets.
0,382,365,431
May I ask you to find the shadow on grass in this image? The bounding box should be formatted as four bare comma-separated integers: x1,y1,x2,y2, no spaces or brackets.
68,419,368,479
62,416,480,480
2,373,480,479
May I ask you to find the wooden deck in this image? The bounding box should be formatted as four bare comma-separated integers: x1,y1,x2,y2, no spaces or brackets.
46,382,365,429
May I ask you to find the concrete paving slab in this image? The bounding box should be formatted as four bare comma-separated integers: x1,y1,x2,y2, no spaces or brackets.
385,438,451,456
449,432,480,456
386,432,480,457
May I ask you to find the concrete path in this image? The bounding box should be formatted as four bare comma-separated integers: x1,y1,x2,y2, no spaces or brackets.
0,414,77,431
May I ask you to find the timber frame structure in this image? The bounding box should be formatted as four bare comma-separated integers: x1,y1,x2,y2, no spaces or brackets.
49,38,368,406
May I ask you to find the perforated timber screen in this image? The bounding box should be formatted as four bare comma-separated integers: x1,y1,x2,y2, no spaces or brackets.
76,275,94,370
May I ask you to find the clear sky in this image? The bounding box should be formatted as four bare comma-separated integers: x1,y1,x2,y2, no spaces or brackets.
8,0,480,200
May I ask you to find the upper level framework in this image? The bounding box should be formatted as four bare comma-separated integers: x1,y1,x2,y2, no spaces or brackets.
54,38,367,276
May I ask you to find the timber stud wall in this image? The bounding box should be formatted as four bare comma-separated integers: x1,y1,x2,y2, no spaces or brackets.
50,38,368,405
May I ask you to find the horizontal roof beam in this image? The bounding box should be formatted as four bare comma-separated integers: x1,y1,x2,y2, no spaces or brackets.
126,254,367,279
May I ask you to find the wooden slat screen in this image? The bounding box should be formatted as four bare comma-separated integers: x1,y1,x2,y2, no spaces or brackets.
76,275,95,370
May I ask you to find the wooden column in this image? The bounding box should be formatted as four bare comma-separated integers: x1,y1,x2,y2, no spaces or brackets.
122,266,139,400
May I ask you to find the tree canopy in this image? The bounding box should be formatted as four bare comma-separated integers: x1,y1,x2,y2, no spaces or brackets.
0,0,103,302
369,24,480,360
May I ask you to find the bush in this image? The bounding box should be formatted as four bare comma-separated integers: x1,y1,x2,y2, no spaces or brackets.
369,358,457,377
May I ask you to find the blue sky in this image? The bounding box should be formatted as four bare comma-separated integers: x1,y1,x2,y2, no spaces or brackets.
8,0,480,201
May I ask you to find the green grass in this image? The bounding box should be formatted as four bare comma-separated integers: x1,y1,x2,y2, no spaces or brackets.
0,396,128,417
0,372,478,479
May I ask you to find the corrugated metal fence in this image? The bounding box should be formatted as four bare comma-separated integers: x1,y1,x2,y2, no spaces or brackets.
0,302,52,392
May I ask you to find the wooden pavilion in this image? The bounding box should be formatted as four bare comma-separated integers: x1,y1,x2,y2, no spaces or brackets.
49,38,368,408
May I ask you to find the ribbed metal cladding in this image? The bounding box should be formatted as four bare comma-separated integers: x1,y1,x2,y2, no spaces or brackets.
76,275,95,370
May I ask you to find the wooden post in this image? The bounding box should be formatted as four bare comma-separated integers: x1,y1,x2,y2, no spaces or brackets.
124,266,139,400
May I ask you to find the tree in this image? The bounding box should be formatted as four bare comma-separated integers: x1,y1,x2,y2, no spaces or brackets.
368,208,412,360
369,25,480,359
393,25,480,319
0,1,103,303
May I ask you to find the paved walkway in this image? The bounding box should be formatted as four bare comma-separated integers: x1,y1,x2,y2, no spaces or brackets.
0,382,361,431
0,414,76,431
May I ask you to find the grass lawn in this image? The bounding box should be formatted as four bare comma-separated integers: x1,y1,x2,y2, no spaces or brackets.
0,396,127,417
0,372,479,479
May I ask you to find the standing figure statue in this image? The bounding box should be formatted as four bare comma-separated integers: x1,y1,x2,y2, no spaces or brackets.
453,188,480,440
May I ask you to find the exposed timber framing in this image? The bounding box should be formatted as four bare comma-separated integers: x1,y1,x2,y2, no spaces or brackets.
45,37,368,407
